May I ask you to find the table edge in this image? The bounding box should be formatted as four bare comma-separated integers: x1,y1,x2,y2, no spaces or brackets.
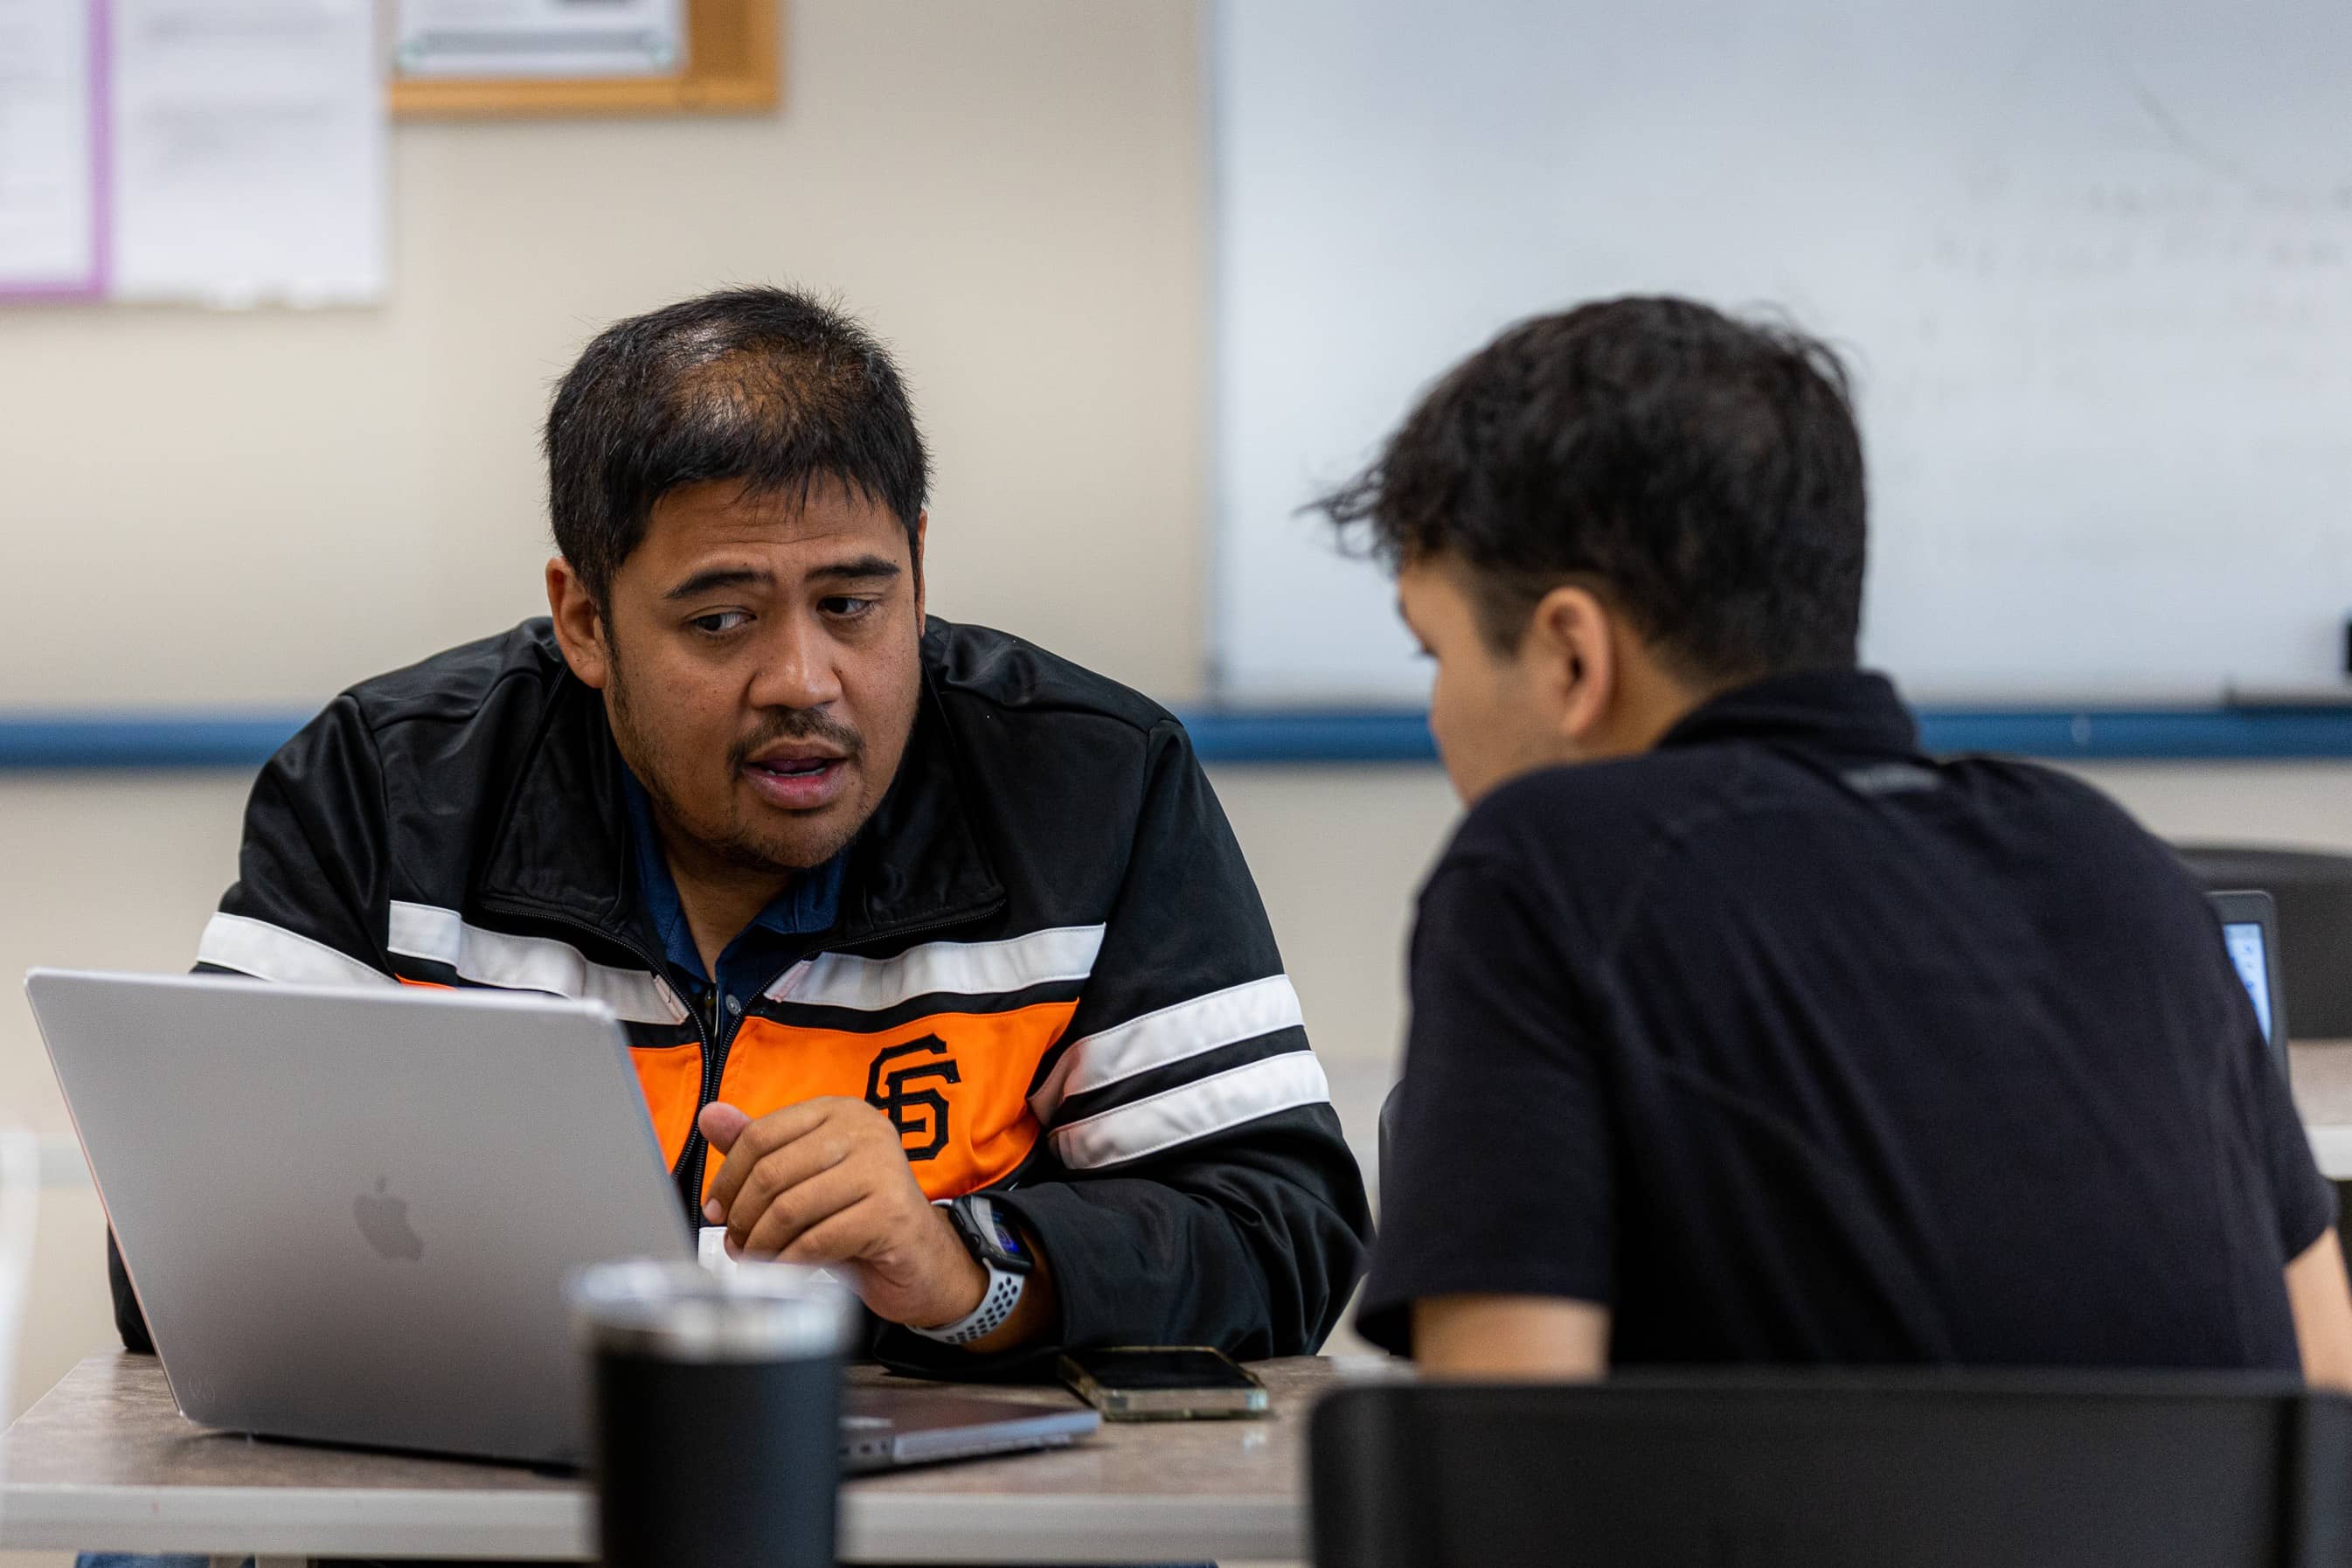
0,1482,592,1558
0,1481,1304,1563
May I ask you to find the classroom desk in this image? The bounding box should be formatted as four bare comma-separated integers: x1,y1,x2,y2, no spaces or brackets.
0,1354,1367,1564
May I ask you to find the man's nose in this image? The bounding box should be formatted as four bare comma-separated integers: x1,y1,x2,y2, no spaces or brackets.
748,614,845,711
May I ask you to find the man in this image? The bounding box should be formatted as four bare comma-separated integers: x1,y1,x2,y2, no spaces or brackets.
113,286,1370,1369
1336,296,2352,1383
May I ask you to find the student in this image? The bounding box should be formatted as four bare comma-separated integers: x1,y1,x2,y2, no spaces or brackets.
111,286,1370,1370
1336,297,2352,1384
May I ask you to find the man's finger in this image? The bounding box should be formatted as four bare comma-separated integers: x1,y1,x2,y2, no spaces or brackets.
739,1162,871,1259
704,1099,836,1218
697,1100,753,1155
777,1195,890,1270
721,1128,857,1246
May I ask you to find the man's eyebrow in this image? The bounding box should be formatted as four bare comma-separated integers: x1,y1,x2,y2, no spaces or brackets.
663,565,770,601
808,555,905,583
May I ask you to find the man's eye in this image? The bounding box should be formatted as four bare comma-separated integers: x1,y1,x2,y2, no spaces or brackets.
821,597,878,619
690,610,750,635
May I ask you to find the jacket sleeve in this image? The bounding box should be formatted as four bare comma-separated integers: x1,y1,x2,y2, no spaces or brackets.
877,719,1374,1376
191,694,399,987
111,696,397,1351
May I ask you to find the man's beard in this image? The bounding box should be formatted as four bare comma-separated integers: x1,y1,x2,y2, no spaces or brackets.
607,656,869,876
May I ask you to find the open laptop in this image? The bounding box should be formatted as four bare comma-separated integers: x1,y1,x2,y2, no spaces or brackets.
2209,890,2290,1076
24,968,1097,1468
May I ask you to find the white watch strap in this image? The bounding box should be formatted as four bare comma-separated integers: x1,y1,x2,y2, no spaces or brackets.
911,1254,1027,1345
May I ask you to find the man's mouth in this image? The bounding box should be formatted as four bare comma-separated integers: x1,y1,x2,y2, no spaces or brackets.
741,750,853,810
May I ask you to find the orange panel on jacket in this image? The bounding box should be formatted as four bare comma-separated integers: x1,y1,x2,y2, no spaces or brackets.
630,1040,707,1170
698,1003,1076,1201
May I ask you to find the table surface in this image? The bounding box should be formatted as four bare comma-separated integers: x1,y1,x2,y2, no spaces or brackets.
2292,1041,2352,1178
0,1352,1370,1564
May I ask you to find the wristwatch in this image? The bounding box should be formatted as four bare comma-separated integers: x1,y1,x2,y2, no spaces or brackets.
912,1194,1033,1346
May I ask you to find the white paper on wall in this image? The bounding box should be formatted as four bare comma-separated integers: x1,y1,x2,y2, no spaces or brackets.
0,0,102,299
109,0,385,306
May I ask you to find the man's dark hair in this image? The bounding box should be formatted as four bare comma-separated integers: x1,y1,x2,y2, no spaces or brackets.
1316,296,1867,682
545,286,929,605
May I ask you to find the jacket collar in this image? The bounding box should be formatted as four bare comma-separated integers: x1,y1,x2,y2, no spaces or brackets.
476,626,1004,954
1656,667,1920,759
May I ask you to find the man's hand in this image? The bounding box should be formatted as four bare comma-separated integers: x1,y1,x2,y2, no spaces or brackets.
698,1098,987,1331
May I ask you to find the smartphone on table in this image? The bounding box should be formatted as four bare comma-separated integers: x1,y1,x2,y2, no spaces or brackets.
1058,1346,1269,1421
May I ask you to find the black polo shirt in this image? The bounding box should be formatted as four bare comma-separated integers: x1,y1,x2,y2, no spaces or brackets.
1358,670,2331,1370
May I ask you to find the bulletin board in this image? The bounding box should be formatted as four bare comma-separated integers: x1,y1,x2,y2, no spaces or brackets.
391,0,781,119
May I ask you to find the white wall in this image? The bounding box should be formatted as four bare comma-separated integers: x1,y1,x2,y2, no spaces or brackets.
0,0,1206,710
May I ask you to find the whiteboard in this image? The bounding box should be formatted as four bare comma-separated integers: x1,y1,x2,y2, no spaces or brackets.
1211,0,2352,704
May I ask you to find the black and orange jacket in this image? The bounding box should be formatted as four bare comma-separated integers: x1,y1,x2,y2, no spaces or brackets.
109,617,1372,1371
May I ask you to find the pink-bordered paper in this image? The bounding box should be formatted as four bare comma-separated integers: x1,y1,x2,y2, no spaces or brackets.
0,0,111,303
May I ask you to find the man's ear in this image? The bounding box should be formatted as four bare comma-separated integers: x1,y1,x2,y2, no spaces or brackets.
1524,585,1615,745
545,558,613,691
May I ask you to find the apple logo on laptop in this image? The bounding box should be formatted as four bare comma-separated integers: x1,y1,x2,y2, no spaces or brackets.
354,1177,424,1262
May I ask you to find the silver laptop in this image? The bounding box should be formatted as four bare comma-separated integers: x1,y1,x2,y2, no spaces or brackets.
25,968,1097,1467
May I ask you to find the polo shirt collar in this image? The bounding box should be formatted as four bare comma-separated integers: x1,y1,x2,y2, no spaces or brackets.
1657,668,1919,758
620,765,844,983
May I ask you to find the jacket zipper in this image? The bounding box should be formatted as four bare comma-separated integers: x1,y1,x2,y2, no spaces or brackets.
485,897,1006,1218
676,898,1007,1204
677,985,737,1207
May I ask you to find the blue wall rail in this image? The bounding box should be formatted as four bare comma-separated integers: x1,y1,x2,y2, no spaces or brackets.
9,705,2352,768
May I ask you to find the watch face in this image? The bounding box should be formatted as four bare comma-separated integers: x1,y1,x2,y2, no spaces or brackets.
964,1197,1030,1270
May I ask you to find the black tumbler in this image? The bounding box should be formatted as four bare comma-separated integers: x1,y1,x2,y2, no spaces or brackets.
571,1259,856,1568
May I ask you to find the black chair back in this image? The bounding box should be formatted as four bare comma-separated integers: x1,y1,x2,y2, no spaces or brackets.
1311,1376,2352,1568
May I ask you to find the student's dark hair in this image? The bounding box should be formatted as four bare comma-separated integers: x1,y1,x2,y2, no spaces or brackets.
1315,296,1867,681
545,286,929,606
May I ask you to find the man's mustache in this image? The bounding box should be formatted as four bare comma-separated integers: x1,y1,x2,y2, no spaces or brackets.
729,710,865,769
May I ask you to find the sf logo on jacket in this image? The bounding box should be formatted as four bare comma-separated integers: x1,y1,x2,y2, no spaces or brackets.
866,1037,960,1161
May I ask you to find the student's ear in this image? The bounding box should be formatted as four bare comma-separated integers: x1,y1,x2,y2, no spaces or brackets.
1527,585,1615,745
545,558,613,692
